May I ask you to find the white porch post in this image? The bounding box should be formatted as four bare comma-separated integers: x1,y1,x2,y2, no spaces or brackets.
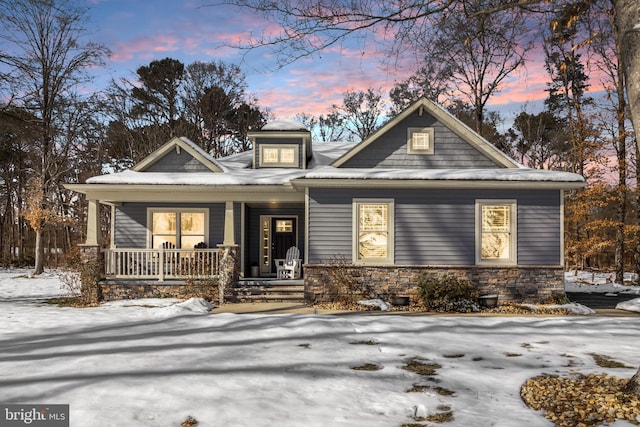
218,201,239,304
85,199,101,246
223,201,236,245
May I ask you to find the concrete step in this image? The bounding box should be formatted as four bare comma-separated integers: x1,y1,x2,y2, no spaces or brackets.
232,280,305,303
236,293,305,303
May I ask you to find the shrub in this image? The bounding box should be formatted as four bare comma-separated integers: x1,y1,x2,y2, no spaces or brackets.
416,275,479,312
321,255,375,304
544,292,570,305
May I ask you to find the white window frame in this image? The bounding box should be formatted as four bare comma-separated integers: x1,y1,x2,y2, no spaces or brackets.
353,199,394,265
259,144,299,167
407,127,435,154
475,200,517,265
147,208,209,249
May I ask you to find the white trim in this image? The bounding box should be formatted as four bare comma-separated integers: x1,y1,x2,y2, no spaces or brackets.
291,179,586,190
240,202,246,277
259,144,300,168
352,199,395,265
146,207,210,249
304,187,310,265
248,131,310,139
133,137,222,173
110,205,116,249
332,98,521,169
407,127,435,155
258,214,299,275
475,200,517,266
560,190,565,267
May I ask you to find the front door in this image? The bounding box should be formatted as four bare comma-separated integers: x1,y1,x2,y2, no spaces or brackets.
259,216,298,276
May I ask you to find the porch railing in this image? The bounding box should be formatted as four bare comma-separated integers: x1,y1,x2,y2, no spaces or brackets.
104,248,220,281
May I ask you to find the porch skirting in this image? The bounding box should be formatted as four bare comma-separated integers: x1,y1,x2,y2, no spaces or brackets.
303,264,565,304
99,281,193,301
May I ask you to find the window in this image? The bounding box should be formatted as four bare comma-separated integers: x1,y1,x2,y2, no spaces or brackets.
275,220,293,232
149,209,208,249
353,199,394,264
260,144,299,167
407,127,435,154
476,201,516,264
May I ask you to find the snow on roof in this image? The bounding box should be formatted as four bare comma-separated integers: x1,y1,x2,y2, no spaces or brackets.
86,142,354,185
85,139,583,186
303,167,585,183
261,118,308,131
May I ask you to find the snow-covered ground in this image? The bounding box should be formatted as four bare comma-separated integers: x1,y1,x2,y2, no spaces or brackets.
1,269,639,427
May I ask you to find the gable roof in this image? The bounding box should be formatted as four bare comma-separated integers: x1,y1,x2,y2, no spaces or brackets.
132,136,223,173
84,142,355,185
331,97,521,169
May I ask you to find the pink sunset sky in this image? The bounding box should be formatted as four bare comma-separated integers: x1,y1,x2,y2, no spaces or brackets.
86,0,599,125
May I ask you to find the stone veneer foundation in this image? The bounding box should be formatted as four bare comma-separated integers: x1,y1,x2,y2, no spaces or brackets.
100,281,197,301
303,264,565,304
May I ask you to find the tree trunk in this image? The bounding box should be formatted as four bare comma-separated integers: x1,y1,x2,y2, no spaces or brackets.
615,0,640,153
623,366,640,396
33,228,44,275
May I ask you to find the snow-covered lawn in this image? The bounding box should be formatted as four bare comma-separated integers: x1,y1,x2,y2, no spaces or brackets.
1,269,639,427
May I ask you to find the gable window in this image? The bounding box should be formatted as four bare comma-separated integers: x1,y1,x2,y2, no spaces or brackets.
476,200,516,264
149,208,208,249
407,127,435,154
353,199,394,264
260,144,299,167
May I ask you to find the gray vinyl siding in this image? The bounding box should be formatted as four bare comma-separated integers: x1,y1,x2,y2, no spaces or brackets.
114,202,237,248
307,188,561,266
307,192,353,263
145,150,211,172
340,110,502,169
517,192,561,265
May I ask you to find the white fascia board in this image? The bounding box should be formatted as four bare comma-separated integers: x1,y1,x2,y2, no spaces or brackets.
248,131,311,139
291,178,586,190
332,98,521,169
132,137,222,173
66,183,304,203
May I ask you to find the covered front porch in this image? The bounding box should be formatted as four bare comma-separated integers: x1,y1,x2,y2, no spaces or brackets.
73,193,306,300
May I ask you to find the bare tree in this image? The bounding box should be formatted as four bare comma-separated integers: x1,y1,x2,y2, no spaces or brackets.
389,63,453,115
333,88,386,141
417,0,530,136
0,0,108,274
587,0,632,284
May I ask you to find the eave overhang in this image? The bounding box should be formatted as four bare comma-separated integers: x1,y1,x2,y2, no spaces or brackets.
64,183,304,204
291,178,586,190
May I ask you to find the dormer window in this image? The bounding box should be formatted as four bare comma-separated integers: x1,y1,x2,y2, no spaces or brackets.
249,119,311,169
407,127,435,154
260,144,299,167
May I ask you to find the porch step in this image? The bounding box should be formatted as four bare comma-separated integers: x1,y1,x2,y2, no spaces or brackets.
232,280,305,303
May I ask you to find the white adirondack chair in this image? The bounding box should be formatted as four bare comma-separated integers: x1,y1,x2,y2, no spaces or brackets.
275,246,302,279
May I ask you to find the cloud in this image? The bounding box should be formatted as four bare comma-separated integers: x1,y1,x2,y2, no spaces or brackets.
109,34,184,62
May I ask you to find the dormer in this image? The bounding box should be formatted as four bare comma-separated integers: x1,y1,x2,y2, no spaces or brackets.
248,119,312,169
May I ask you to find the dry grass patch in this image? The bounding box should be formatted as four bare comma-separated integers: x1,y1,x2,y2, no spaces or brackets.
350,339,378,345
591,353,632,369
406,384,455,396
180,415,198,426
402,358,442,376
351,363,382,371
413,405,454,423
